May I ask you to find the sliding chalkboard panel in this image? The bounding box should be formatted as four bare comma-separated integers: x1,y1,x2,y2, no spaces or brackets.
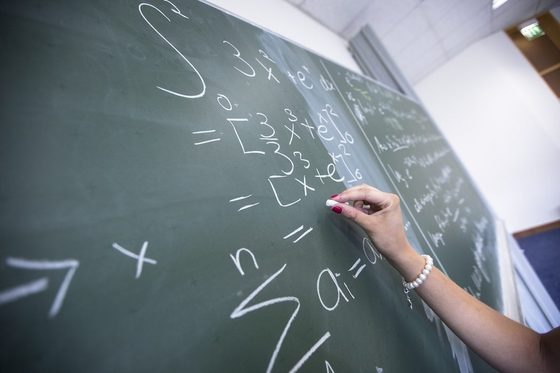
0,1,502,372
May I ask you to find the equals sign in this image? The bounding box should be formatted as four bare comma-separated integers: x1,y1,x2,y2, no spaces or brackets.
348,258,366,279
193,129,221,145
229,194,260,212
283,225,313,244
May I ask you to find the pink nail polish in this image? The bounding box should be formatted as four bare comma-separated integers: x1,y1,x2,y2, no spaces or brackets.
330,194,339,199
331,206,342,214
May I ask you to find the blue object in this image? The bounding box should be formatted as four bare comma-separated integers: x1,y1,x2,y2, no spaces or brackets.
517,228,560,309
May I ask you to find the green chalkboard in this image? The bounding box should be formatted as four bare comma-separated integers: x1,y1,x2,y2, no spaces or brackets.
0,1,504,372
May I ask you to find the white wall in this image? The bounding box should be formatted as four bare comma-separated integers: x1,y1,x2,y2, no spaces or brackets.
551,6,560,22
204,0,360,73
415,32,560,233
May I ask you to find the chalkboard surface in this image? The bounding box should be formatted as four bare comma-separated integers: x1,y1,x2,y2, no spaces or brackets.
0,1,504,372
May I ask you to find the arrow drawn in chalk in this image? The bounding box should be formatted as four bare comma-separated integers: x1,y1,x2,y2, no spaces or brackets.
0,257,79,318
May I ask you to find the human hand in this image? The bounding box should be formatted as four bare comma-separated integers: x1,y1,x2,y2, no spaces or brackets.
330,184,416,265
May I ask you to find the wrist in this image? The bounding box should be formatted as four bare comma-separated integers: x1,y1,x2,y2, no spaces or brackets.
387,244,425,282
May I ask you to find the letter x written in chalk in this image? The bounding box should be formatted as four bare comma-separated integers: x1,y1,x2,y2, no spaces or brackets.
111,241,157,279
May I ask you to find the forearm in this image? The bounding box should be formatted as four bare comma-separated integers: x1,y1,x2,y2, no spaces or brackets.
419,268,544,372
392,247,547,373
330,186,556,371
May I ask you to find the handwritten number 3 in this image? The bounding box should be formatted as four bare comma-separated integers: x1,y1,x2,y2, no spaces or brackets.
223,40,256,77
267,141,294,176
139,3,206,98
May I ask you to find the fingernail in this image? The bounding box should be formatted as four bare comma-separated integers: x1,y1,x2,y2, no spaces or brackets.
331,206,342,214
330,194,339,199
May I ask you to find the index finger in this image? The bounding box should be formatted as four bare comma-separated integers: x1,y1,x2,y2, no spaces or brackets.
335,184,391,207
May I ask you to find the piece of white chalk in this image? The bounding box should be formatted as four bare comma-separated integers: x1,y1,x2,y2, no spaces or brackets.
326,199,349,207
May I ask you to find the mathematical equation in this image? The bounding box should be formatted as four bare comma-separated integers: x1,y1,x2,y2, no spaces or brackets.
0,1,498,372
228,235,383,373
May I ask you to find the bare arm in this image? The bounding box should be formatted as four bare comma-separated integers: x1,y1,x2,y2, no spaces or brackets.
395,246,553,372
330,184,560,373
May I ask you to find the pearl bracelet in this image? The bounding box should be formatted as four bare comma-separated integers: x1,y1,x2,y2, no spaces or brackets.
403,255,434,290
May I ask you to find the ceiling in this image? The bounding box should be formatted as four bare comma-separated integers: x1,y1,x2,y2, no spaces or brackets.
285,0,560,83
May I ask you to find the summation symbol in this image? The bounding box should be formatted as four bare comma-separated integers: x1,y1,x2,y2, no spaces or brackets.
229,194,260,212
230,258,331,373
192,129,221,145
283,225,313,244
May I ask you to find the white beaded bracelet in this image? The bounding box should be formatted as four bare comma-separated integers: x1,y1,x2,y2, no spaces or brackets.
403,255,434,290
